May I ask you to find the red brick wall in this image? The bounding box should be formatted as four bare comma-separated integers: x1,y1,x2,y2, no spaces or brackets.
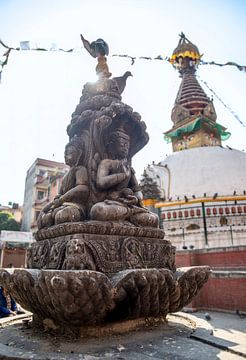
192,276,246,312
176,246,246,312
2,248,26,268
176,246,246,268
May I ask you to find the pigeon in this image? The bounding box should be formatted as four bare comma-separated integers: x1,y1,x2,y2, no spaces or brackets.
236,309,246,318
80,34,109,58
205,313,211,321
112,71,133,94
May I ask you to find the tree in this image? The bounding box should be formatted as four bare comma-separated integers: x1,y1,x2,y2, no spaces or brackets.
0,211,21,231
140,170,161,200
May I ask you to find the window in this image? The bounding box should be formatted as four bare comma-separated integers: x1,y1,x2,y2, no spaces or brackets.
37,190,45,200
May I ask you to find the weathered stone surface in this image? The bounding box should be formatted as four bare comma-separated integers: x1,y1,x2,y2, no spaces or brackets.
0,267,210,326
29,230,174,273
34,220,165,241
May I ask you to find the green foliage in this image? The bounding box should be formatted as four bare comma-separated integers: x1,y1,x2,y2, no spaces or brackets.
140,171,161,200
0,211,21,231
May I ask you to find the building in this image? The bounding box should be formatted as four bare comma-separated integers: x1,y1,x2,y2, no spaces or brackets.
21,158,69,232
0,230,34,268
144,34,246,312
0,203,23,224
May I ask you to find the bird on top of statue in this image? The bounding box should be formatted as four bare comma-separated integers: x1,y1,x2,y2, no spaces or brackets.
112,71,133,95
80,34,109,58
80,34,111,78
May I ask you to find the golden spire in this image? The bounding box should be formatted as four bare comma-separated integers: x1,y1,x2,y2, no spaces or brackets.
170,32,201,74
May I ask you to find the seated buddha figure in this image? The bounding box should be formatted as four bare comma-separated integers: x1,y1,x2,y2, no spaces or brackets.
37,136,89,229
90,129,159,228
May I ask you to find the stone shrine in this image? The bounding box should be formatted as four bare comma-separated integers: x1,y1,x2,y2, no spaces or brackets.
0,35,210,331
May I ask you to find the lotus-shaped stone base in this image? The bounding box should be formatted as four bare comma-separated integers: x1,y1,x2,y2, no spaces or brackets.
0,266,210,327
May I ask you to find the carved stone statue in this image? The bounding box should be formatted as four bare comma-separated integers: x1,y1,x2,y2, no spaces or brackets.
0,37,210,331
37,136,89,229
90,128,159,227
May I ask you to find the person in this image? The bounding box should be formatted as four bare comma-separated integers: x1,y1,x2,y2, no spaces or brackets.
90,129,159,227
0,286,20,318
37,136,89,229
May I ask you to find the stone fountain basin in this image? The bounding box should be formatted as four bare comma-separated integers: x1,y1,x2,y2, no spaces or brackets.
0,267,210,327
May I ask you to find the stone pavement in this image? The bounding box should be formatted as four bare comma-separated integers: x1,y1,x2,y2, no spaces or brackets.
0,311,245,359
190,310,246,358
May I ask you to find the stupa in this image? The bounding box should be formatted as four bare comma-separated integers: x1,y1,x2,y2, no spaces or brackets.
146,34,246,250
0,35,210,332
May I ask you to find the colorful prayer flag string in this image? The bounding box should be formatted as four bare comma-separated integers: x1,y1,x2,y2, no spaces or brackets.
197,75,246,130
1,37,245,134
112,53,246,72
200,60,246,73
0,39,75,81
1,37,246,81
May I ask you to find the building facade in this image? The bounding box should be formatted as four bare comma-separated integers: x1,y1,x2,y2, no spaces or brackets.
0,230,34,268
0,204,23,224
21,159,69,232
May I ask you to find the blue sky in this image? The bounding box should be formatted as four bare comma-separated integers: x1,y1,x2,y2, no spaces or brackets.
0,0,246,206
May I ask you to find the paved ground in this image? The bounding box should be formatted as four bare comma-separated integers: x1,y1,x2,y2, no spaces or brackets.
0,310,245,359
190,310,246,358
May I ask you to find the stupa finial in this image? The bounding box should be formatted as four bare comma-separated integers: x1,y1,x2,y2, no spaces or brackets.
170,33,201,74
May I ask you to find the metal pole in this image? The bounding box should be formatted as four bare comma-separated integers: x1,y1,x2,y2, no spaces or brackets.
201,202,208,245
230,225,234,245
182,226,185,248
0,243,5,268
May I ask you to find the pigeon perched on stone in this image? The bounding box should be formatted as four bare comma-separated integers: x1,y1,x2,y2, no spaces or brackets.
80,34,109,58
112,71,133,95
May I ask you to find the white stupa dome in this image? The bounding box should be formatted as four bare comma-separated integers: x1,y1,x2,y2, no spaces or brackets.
148,146,246,199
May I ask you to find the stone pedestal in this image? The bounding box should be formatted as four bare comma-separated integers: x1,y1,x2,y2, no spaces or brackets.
28,221,175,273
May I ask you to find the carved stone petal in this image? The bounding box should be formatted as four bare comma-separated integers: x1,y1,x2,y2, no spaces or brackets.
0,266,210,326
0,269,115,325
172,266,211,312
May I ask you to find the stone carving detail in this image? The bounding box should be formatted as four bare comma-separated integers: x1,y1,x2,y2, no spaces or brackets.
35,221,165,241
27,234,176,274
0,267,210,326
27,240,50,269
122,238,144,269
62,238,96,271
0,42,211,329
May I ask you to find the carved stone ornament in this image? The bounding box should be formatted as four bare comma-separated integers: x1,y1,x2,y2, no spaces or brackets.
0,266,209,326
0,52,210,329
